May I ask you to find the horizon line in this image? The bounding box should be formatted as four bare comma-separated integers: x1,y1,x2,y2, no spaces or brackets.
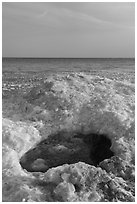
2,57,135,59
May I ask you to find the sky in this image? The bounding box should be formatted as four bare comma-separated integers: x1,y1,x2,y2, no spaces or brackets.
2,2,135,58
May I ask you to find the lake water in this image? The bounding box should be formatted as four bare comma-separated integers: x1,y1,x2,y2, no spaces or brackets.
2,58,135,73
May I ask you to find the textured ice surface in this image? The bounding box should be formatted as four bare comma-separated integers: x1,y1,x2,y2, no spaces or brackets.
2,71,135,201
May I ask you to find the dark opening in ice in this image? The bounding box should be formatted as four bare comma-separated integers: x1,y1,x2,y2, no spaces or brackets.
83,133,114,166
19,131,114,172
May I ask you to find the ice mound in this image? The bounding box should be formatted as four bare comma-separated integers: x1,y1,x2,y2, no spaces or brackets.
2,72,135,201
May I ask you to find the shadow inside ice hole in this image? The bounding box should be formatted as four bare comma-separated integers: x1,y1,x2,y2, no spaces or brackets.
19,131,114,173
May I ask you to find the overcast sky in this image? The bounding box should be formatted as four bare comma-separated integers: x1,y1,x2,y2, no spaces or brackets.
2,2,135,58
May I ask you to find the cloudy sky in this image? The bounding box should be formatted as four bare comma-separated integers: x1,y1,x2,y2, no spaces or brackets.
2,2,135,58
